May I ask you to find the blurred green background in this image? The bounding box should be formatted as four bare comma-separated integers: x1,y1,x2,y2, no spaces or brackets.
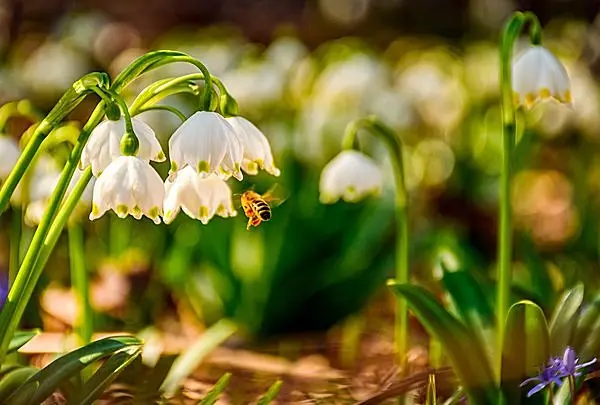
1,0,600,355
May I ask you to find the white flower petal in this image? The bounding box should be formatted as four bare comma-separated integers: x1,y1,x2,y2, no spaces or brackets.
319,150,383,204
226,116,280,177
90,156,164,224
81,117,165,176
163,166,237,224
0,136,20,181
512,46,571,109
168,111,243,180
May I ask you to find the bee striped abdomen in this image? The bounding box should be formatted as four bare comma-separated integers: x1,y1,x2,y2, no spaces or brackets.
252,201,271,221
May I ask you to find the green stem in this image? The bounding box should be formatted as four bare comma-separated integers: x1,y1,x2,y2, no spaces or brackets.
68,224,93,345
342,116,409,370
0,105,104,364
568,375,576,404
8,208,22,286
495,11,543,379
135,105,187,123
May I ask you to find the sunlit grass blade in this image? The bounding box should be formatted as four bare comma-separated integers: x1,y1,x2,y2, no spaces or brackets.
425,374,437,405
8,330,40,354
197,372,231,405
4,335,142,405
161,318,237,397
548,283,584,356
256,380,283,405
389,282,496,405
67,346,141,405
500,300,549,405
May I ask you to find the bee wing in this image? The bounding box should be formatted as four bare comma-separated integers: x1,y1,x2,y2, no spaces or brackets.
262,183,288,207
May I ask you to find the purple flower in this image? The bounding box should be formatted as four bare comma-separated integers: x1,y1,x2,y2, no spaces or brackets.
520,357,564,397
559,346,596,378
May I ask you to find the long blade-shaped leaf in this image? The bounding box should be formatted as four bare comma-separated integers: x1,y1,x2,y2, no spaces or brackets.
8,330,40,354
389,282,496,404
256,380,283,405
5,335,142,405
0,367,38,402
548,284,584,356
425,374,437,405
67,346,141,405
501,301,549,405
572,293,600,359
198,373,231,405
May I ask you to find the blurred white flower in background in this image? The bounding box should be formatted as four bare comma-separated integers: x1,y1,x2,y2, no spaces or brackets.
90,156,164,224
512,45,571,109
163,167,237,225
20,42,90,98
0,136,20,182
226,116,280,176
81,117,166,176
168,111,243,180
320,150,383,204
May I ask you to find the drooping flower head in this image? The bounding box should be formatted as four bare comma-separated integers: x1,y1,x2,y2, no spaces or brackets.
81,117,165,176
163,166,237,225
512,45,571,109
319,149,383,204
226,116,280,177
168,111,243,181
90,156,164,224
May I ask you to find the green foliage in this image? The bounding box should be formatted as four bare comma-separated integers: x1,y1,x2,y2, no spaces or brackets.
425,374,437,405
0,335,142,405
197,373,231,405
256,380,283,404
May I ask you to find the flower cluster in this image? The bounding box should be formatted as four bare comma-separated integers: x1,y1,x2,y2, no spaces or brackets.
520,346,597,398
84,111,279,225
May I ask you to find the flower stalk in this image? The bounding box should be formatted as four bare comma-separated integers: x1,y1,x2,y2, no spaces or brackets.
495,11,543,378
68,223,93,345
342,116,409,369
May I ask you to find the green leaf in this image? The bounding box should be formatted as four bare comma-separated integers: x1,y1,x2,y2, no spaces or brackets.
197,373,231,405
67,346,141,405
572,292,600,359
389,282,496,405
425,374,437,405
0,367,38,402
256,380,283,405
501,301,549,405
5,335,142,405
162,319,237,396
441,270,495,364
8,330,40,354
548,283,584,356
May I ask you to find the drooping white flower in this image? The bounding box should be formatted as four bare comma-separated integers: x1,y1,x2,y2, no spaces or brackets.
0,136,20,181
512,45,571,109
90,156,164,224
168,111,243,181
226,116,280,177
81,117,165,176
163,166,237,225
319,150,383,204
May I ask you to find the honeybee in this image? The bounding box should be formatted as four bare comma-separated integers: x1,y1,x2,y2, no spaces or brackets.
238,185,285,230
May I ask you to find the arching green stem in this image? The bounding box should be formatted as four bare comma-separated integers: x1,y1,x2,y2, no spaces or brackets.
135,105,188,123
495,11,543,379
343,116,409,370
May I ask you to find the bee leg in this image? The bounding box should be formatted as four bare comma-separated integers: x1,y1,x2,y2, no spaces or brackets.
246,217,253,230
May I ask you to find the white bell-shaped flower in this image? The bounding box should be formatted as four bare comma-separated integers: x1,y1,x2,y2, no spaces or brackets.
90,156,164,224
0,136,20,181
163,166,237,225
168,111,243,181
226,116,280,177
81,117,165,176
512,45,571,109
24,161,61,226
319,150,383,204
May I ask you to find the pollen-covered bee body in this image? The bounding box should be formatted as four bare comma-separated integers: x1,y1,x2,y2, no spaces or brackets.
239,186,285,230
